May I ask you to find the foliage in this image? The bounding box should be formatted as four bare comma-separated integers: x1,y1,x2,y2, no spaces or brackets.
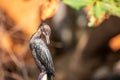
63,0,120,26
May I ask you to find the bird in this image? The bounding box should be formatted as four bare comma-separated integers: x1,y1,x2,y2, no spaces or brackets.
29,23,55,80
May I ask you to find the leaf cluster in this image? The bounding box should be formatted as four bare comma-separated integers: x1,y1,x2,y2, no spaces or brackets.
63,0,120,26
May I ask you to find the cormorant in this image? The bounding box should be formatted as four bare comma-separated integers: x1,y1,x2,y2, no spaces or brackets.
29,23,55,80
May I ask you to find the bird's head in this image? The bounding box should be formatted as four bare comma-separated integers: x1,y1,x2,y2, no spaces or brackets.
40,23,51,44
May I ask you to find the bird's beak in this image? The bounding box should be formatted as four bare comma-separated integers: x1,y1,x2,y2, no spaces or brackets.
42,31,50,44
46,35,50,44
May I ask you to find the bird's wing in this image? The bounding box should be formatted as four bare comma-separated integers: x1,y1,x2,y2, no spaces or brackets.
35,41,55,75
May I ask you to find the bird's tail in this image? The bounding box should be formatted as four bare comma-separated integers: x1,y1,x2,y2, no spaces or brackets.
47,74,54,80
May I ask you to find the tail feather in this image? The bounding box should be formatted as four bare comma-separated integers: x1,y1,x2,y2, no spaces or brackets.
47,74,54,80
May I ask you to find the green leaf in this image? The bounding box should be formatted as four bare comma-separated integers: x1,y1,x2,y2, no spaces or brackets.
94,2,105,20
102,0,120,17
111,6,120,17
63,0,93,10
62,0,120,27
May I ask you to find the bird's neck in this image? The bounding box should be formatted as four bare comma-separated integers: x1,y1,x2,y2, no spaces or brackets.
31,29,41,40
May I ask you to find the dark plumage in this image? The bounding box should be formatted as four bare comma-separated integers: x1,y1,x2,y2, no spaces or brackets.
29,23,55,80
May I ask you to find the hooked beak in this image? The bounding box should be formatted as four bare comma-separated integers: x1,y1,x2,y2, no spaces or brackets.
46,34,50,44
43,32,50,44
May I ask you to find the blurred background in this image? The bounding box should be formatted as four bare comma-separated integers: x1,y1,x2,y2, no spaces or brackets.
0,0,120,80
